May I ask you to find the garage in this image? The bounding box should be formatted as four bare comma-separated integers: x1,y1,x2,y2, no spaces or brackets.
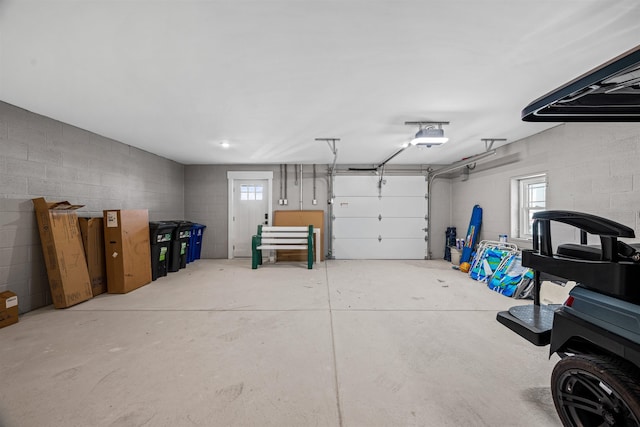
1,2,640,426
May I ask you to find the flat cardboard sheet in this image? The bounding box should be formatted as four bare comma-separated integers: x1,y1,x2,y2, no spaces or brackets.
32,198,93,308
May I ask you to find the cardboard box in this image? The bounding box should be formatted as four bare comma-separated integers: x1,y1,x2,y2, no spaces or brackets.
273,210,325,261
32,198,94,308
103,210,152,294
79,218,108,296
0,291,19,329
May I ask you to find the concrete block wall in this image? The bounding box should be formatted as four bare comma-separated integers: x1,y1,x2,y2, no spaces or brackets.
0,102,184,313
450,122,640,248
184,165,236,259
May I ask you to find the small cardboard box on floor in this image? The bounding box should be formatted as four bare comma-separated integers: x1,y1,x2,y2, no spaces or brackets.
0,291,19,329
103,210,152,293
78,217,108,296
32,198,94,308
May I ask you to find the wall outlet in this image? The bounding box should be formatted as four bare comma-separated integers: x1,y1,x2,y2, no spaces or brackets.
283,199,288,205
312,199,317,205
278,199,283,205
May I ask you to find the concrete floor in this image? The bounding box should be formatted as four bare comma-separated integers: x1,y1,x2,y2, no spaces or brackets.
0,259,561,427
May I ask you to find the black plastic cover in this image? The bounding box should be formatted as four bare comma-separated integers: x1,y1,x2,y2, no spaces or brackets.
550,309,640,369
522,45,640,122
533,210,635,238
522,251,640,304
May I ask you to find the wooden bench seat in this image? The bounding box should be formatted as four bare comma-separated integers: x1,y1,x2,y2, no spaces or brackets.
251,225,314,269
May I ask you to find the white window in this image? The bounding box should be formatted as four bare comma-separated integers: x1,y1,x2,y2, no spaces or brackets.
511,174,547,239
240,184,263,201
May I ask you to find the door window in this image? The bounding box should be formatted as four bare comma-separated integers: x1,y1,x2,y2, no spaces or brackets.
240,184,263,201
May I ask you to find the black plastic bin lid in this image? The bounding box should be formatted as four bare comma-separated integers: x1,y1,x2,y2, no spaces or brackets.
149,221,177,231
164,221,194,239
167,220,193,231
149,221,176,242
149,221,162,228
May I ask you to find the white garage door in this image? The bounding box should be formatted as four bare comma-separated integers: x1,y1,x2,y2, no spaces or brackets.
333,175,427,259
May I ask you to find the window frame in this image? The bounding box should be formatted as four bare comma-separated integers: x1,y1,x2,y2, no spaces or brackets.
510,173,547,240
240,184,264,201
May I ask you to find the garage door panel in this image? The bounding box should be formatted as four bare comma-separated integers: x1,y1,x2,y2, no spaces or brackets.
333,238,425,259
335,176,426,198
334,218,425,239
381,197,425,217
380,218,425,238
333,238,379,259
333,218,380,238
334,176,380,197
379,175,426,196
333,196,425,218
333,196,380,218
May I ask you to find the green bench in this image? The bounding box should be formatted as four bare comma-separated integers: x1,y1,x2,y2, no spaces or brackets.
251,225,314,269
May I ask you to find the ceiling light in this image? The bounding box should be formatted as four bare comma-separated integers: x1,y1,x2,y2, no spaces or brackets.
405,121,450,147
411,128,448,146
220,141,230,148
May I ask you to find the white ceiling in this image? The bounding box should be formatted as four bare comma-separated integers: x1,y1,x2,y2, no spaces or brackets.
1,1,639,166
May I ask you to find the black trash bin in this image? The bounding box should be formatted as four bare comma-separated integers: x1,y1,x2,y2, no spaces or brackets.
444,226,456,261
167,220,192,272
149,221,176,281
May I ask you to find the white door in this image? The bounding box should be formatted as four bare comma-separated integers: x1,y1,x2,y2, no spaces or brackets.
333,175,427,259
231,179,269,257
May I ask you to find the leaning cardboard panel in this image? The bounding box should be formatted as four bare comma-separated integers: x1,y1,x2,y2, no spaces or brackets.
79,218,108,296
273,210,324,261
0,291,19,329
103,210,152,293
32,198,93,308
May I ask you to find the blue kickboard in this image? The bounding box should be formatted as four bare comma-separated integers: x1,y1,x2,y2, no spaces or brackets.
460,205,482,264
